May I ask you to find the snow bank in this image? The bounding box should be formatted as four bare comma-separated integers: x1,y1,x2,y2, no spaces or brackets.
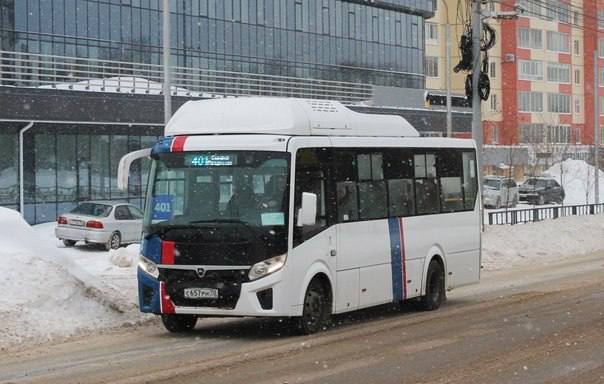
482,215,604,271
109,245,139,268
0,208,142,349
547,159,604,205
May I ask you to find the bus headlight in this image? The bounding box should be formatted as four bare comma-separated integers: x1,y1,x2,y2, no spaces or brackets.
138,256,159,279
248,255,286,281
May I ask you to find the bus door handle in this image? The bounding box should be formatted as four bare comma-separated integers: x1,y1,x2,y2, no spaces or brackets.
330,249,337,257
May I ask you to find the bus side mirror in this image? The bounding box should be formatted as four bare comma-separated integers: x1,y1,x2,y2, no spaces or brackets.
297,192,317,227
117,148,152,191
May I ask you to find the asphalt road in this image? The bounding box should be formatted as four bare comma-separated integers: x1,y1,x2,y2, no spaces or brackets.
2,251,604,384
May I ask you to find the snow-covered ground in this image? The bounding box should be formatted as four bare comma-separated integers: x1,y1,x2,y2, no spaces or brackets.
0,208,143,349
547,159,604,205
482,215,604,271
1,201,603,349
483,159,604,223
33,222,140,298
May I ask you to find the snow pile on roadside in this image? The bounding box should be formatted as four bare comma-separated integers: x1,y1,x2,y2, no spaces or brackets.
0,208,142,348
546,159,604,205
482,215,604,271
109,245,139,268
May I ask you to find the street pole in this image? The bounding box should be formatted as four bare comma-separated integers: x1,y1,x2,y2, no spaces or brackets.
595,51,600,204
472,0,483,178
439,0,453,137
446,23,453,137
163,0,172,125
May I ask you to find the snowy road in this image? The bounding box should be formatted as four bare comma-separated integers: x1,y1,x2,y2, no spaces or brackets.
1,251,604,384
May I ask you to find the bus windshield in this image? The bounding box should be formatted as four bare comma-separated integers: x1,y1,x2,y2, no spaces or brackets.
144,151,290,264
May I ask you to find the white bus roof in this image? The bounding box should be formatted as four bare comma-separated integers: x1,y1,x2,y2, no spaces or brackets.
165,97,420,138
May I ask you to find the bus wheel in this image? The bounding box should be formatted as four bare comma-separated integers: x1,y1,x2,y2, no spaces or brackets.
161,314,198,333
297,278,331,334
419,259,446,311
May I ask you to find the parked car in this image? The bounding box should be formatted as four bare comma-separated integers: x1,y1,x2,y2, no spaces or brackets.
55,201,144,251
518,177,565,205
482,176,519,208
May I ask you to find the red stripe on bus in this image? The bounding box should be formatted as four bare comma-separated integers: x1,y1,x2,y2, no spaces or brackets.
161,240,176,265
160,282,175,314
399,217,407,299
171,136,188,152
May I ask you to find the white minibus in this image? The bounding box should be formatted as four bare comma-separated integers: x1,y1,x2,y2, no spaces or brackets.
118,97,480,334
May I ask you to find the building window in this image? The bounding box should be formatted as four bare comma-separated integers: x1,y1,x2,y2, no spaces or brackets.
546,125,571,144
294,0,303,31
348,11,356,38
425,56,439,77
600,68,604,86
519,124,545,143
395,19,402,46
322,4,330,35
372,15,379,42
490,94,498,111
518,59,543,81
599,39,604,58
492,125,499,144
518,28,543,49
490,61,496,78
518,0,543,18
574,40,580,55
425,22,438,44
547,63,570,83
600,96,604,115
518,91,543,112
574,98,581,113
547,31,570,53
548,1,569,23
575,69,581,84
576,128,581,144
573,11,580,26
547,93,571,114
599,10,604,29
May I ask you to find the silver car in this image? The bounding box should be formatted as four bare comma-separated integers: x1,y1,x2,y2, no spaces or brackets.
55,201,144,251
482,176,519,209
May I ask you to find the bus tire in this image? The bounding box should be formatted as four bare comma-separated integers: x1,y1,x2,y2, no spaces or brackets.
419,259,446,311
161,314,198,333
296,277,331,335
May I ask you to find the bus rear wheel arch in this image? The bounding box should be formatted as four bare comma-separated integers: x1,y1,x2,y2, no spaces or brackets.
296,274,332,335
419,257,446,311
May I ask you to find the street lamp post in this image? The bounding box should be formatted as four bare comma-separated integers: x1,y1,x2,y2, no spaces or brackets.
163,0,172,125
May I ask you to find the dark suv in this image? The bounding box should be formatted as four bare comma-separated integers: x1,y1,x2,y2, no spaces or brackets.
518,177,565,205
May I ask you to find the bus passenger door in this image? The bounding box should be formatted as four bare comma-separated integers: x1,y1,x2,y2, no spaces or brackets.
289,140,338,314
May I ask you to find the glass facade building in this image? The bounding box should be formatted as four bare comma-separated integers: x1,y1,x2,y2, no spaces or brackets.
1,0,435,223
0,123,162,223
1,0,434,88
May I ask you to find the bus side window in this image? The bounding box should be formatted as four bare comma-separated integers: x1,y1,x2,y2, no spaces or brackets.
334,150,359,222
384,149,415,217
438,149,464,212
414,153,440,214
293,148,330,246
462,151,478,210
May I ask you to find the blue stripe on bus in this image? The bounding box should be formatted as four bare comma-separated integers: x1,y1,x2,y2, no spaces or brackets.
388,217,404,301
151,136,173,156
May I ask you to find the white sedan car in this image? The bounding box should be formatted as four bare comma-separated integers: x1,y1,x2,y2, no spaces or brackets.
55,201,144,251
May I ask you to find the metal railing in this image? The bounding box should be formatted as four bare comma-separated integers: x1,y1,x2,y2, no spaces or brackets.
487,203,604,225
0,50,373,104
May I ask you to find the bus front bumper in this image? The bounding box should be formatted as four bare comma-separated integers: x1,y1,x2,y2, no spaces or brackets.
138,268,293,317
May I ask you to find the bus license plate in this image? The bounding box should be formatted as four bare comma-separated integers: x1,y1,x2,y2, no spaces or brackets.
183,288,218,300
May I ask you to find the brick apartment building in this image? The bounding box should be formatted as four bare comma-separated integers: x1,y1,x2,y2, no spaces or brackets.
426,0,604,179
